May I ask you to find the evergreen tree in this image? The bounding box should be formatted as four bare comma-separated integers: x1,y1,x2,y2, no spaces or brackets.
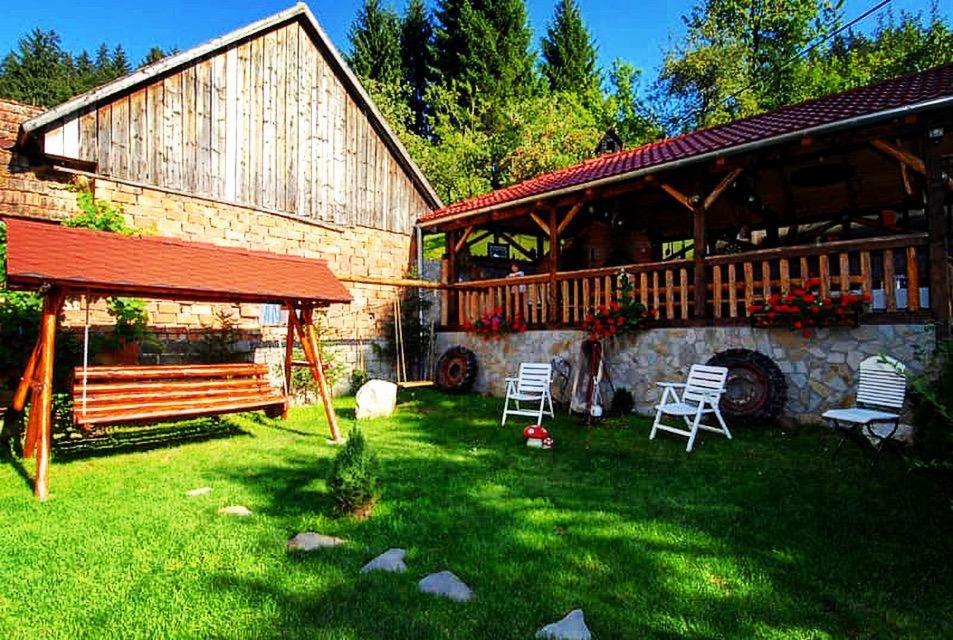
434,0,538,109
400,0,434,136
348,0,404,87
540,0,599,94
0,29,72,106
110,45,131,77
141,47,169,67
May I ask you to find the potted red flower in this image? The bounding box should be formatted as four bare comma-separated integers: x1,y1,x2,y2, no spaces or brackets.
749,278,870,337
464,307,527,340
581,273,657,341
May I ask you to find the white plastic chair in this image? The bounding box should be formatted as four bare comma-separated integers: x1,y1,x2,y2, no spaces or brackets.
650,364,731,452
501,362,554,426
822,355,906,453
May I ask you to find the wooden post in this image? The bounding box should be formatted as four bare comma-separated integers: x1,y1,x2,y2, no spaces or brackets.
693,203,707,319
924,126,951,337
282,306,295,419
547,207,559,326
289,305,342,443
32,288,63,500
11,339,41,412
445,231,457,324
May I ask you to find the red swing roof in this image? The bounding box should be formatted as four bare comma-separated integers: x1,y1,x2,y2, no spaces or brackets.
3,218,352,305
420,63,953,225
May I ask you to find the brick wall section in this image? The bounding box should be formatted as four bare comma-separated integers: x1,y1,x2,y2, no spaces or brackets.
1,99,416,387
0,99,78,222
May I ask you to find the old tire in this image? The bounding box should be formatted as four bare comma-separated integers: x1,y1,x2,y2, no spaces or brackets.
435,346,478,393
706,349,787,421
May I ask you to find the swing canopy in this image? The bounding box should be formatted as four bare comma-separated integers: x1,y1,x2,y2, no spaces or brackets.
3,218,352,305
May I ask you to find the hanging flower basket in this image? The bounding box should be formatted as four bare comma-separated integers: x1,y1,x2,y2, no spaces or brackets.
749,278,869,338
463,307,526,340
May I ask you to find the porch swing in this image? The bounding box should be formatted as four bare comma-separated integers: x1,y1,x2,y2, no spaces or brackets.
4,219,352,500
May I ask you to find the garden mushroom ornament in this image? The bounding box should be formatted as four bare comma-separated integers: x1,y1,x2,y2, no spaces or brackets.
523,425,554,449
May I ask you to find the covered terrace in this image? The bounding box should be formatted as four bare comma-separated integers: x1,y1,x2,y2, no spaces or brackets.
419,64,953,335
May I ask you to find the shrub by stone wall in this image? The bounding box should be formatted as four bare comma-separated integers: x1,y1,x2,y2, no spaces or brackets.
436,324,935,420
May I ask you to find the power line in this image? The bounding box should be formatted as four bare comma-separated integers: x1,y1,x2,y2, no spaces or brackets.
676,0,893,131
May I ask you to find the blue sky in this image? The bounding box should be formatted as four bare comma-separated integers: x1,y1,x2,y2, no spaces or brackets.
0,1,947,79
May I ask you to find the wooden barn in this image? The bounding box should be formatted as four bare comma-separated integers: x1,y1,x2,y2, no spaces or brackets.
1,3,441,387
425,64,953,419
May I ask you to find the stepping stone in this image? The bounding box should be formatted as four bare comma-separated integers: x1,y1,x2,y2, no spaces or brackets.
287,532,346,551
536,609,591,640
361,548,406,573
187,487,212,497
418,570,472,602
218,505,252,517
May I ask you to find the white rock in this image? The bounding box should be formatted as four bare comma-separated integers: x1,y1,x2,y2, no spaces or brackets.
361,548,407,573
355,380,398,420
536,609,592,640
287,532,346,551
187,487,212,497
418,570,473,602
218,505,253,517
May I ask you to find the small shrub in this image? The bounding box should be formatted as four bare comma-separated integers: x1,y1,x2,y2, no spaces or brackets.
350,369,369,393
327,427,379,515
610,387,635,415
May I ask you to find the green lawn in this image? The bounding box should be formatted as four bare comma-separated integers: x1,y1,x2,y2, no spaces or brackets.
1,391,952,639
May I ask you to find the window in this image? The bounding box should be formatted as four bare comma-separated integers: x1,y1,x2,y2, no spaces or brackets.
260,304,286,326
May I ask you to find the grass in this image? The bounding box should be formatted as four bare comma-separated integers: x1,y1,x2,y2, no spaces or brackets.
1,390,952,639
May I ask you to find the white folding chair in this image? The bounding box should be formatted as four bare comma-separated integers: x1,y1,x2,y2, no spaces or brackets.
822,355,906,455
501,362,554,426
650,364,731,452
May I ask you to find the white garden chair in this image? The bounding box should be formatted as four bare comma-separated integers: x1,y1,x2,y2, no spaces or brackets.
650,364,731,452
822,355,906,455
501,362,554,426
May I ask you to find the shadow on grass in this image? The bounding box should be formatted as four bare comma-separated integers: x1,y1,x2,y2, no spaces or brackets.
52,417,249,462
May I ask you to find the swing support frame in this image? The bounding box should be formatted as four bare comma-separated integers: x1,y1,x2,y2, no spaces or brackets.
4,218,352,500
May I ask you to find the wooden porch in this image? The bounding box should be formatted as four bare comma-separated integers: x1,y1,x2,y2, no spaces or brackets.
440,233,933,330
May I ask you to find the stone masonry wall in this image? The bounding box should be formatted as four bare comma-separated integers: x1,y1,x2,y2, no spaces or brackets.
436,324,935,421
1,99,412,392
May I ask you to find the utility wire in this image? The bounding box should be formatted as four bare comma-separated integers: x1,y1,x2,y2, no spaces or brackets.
677,0,893,131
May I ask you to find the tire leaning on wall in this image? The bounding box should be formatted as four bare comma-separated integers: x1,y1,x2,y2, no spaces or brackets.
435,346,478,393
706,348,788,422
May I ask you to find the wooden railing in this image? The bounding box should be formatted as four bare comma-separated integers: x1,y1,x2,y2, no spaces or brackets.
441,233,931,330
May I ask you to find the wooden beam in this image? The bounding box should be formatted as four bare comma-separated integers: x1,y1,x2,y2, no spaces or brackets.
454,226,475,253
282,309,294,419
923,128,951,337
338,275,447,289
557,201,585,236
289,305,342,443
529,212,550,234
660,182,697,214
11,339,41,412
703,167,743,211
547,208,559,326
465,230,492,248
495,232,535,260
692,205,707,319
871,138,953,191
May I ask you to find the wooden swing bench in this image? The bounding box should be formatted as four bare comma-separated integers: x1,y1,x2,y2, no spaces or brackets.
72,363,287,428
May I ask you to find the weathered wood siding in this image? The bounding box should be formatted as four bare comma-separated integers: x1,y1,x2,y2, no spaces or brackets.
42,20,428,233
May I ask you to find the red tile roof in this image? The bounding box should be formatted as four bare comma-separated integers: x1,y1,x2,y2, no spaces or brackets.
421,63,953,223
3,218,352,305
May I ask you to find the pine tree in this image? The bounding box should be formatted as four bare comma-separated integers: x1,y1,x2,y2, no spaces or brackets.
434,0,538,107
0,29,72,106
400,0,434,136
140,46,169,68
348,0,404,87
110,45,131,76
540,0,599,94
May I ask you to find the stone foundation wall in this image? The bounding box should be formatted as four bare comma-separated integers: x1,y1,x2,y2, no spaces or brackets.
436,324,935,420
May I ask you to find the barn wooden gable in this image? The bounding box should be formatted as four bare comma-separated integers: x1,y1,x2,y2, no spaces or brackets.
21,4,439,233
